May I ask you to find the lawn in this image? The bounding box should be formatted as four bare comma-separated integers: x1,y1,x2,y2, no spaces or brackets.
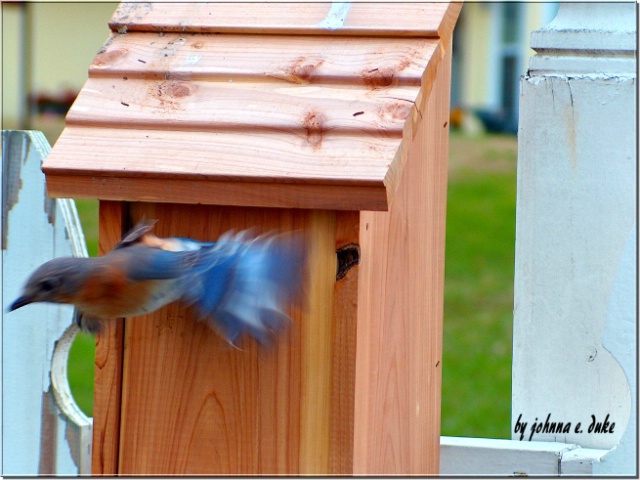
442,132,517,439
67,132,517,440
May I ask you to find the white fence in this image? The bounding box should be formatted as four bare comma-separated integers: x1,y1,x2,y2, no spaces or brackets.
2,131,91,475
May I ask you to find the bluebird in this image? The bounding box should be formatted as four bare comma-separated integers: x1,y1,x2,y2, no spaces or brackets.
9,219,306,346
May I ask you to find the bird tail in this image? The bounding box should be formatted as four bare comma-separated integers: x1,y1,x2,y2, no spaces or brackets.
185,230,307,346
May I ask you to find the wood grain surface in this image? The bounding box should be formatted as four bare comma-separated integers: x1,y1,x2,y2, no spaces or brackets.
92,200,127,475
88,33,434,85
109,3,457,37
352,36,452,474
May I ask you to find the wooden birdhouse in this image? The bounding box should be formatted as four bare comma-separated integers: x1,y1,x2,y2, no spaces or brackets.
43,2,461,475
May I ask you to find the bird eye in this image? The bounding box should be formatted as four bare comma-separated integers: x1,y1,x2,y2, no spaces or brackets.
40,278,59,292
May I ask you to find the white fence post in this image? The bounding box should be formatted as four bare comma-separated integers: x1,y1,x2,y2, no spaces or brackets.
513,2,636,475
2,130,92,475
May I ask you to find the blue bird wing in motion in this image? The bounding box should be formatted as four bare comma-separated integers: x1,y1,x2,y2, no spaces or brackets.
180,230,306,346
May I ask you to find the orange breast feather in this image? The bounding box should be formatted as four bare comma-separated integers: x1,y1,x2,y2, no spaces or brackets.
77,261,155,318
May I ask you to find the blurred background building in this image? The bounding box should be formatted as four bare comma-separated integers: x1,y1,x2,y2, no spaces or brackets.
2,3,118,135
451,3,559,133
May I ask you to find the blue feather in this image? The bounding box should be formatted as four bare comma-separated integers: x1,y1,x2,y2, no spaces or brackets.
182,231,305,345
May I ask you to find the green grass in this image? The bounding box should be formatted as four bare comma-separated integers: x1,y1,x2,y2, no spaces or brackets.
67,331,96,417
74,199,99,257
441,169,516,438
66,133,517,439
440,132,517,439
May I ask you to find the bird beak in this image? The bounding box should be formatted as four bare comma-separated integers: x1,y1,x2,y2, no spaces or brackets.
9,295,34,312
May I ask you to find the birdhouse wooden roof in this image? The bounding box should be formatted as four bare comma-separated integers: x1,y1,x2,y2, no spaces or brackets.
43,2,462,211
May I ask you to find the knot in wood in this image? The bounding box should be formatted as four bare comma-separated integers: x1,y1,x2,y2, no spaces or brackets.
286,57,325,84
93,48,129,68
302,111,327,149
362,67,396,88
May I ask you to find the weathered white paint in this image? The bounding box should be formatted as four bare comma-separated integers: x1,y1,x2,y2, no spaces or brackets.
594,223,637,475
440,436,608,475
315,2,351,30
512,1,636,474
1,130,92,475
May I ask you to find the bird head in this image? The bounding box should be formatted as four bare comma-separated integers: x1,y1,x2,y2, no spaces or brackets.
9,257,88,312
